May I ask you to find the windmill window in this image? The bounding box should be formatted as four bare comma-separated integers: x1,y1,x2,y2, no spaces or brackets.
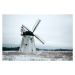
26,44,27,45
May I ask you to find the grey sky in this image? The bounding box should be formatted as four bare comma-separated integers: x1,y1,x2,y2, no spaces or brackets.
2,14,73,49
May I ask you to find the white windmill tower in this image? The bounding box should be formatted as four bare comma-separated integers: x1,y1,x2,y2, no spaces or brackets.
19,19,45,53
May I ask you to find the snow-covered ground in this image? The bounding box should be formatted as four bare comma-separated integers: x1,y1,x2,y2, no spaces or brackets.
2,51,73,61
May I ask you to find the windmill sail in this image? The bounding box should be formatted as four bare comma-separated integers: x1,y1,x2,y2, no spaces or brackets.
34,34,45,44
22,25,30,31
32,19,41,32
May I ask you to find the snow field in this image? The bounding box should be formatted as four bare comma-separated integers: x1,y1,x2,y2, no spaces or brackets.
2,51,73,61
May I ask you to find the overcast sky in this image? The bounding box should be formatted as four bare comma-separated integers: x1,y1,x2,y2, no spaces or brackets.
2,14,73,49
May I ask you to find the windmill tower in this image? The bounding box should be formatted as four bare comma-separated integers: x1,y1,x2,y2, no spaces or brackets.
19,19,45,53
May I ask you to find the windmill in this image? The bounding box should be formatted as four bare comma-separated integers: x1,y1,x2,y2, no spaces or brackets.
19,19,45,53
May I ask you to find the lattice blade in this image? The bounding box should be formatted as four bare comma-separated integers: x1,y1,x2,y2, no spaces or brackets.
34,34,45,44
32,19,41,32
22,25,30,31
